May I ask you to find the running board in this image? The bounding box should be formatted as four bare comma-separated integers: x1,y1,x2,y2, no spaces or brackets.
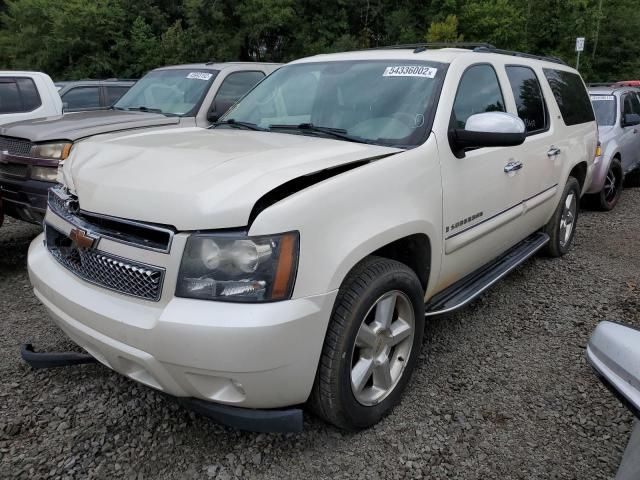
425,232,549,316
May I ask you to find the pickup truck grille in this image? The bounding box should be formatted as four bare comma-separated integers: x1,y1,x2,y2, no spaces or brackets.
45,225,165,301
0,136,32,156
0,162,28,178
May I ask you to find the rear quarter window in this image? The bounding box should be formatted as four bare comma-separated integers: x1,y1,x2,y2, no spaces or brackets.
543,69,595,126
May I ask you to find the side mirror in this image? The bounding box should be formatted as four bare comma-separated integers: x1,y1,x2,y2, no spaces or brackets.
587,321,640,419
449,112,526,158
623,113,640,127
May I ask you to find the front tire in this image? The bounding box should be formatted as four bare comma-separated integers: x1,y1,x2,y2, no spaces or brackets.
585,158,623,211
309,256,424,430
544,177,580,257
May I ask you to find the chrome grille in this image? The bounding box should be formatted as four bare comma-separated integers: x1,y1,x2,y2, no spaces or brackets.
0,162,28,178
0,136,32,156
46,225,165,301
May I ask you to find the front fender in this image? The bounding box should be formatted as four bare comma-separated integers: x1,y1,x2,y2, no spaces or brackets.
248,135,443,300
587,140,620,194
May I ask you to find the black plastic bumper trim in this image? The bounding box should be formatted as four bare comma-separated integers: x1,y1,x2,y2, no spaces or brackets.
20,343,97,368
178,398,304,433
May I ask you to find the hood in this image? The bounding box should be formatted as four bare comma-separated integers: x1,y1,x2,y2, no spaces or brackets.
0,109,180,143
63,127,402,230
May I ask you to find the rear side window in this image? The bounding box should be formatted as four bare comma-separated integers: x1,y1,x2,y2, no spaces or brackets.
105,86,130,106
452,64,505,129
622,93,640,116
506,66,547,134
0,77,42,114
62,86,101,110
543,69,594,126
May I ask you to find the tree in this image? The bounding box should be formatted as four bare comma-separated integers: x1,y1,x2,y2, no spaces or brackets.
426,14,463,42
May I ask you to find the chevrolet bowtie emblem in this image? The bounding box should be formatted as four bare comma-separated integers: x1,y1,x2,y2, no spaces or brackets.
69,228,98,249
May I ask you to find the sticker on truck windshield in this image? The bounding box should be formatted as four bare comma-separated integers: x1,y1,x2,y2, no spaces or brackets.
590,95,615,101
383,66,438,78
186,72,213,81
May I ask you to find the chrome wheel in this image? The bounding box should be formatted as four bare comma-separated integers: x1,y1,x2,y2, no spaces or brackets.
559,192,577,248
350,290,415,406
603,168,618,203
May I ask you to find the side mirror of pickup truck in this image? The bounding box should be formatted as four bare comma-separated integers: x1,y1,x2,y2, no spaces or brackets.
623,113,640,127
449,112,526,158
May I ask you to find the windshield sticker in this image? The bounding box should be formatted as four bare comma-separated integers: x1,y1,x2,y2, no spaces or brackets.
383,66,437,78
186,72,213,81
591,95,615,101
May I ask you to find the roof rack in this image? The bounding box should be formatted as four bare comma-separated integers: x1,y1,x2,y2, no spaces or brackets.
373,42,496,53
472,46,567,65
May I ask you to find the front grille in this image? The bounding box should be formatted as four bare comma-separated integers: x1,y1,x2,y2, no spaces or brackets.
0,162,28,178
0,136,32,156
46,225,165,301
48,185,173,253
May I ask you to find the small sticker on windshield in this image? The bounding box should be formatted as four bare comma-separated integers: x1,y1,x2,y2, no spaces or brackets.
383,66,437,78
186,72,213,81
591,95,615,101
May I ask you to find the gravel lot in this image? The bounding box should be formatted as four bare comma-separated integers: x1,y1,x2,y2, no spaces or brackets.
1,188,639,480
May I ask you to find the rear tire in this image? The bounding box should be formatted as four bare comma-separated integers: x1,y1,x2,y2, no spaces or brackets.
585,159,623,211
543,177,580,257
309,256,424,430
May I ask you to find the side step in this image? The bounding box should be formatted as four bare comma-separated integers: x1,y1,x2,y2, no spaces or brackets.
425,232,549,316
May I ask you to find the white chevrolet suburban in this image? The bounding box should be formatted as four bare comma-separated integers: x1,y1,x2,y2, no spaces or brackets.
26,45,597,432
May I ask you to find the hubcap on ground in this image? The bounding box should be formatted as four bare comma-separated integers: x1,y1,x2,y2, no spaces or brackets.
350,290,415,406
559,192,577,248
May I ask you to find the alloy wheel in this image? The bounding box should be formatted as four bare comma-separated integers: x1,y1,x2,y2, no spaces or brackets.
559,192,577,248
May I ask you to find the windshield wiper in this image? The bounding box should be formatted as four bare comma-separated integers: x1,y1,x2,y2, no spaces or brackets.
269,123,374,144
127,106,164,114
212,119,267,131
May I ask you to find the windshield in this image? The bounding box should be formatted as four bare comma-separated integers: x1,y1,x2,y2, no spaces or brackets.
590,95,617,126
114,69,218,116
222,60,445,147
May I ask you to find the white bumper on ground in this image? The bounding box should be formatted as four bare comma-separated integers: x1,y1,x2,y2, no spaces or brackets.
28,234,337,409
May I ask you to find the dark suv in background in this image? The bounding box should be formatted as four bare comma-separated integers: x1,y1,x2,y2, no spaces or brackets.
55,79,136,112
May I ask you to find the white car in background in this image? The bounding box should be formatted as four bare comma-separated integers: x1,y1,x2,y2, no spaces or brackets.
0,71,62,125
26,45,597,432
587,86,640,210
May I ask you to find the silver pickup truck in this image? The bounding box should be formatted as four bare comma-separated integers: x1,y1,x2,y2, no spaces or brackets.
0,62,279,224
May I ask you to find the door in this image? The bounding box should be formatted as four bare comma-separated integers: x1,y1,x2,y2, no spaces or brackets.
438,63,529,285
620,92,640,173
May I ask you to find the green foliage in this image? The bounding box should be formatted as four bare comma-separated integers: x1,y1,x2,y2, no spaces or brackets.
0,0,637,81
426,14,463,42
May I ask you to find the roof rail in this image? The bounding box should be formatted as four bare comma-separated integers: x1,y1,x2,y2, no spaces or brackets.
372,42,496,53
473,46,567,65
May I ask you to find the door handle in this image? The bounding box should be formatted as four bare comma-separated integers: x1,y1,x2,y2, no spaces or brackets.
547,146,561,157
504,161,523,173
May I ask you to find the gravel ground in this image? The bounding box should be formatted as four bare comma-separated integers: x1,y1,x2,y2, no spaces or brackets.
1,189,639,480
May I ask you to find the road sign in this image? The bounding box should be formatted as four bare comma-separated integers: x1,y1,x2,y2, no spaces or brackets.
576,37,585,52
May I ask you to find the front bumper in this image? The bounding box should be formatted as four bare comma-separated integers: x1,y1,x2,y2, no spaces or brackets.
28,233,337,410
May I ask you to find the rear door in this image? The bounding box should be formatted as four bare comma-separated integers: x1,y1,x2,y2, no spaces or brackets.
620,92,640,172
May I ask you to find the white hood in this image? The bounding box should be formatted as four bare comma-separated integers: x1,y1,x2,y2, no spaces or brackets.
63,127,402,230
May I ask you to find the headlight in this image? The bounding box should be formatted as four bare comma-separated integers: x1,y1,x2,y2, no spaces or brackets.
31,166,59,182
176,231,299,302
30,142,73,160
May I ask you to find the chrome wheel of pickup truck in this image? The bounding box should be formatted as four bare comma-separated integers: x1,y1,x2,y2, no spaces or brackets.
350,291,415,406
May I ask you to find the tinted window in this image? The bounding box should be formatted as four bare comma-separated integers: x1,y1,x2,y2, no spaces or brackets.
105,86,130,106
543,69,594,126
213,71,265,114
452,65,505,128
62,86,101,110
506,66,547,133
590,95,617,126
622,93,640,116
0,77,42,114
0,80,22,113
